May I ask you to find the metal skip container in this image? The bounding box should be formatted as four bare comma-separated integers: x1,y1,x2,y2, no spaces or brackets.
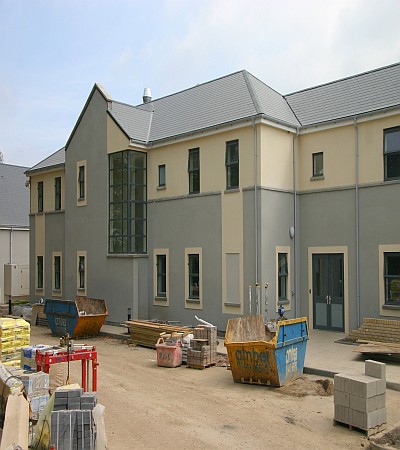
44,297,108,338
224,315,309,387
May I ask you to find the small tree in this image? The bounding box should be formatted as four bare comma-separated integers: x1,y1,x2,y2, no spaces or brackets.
0,149,3,163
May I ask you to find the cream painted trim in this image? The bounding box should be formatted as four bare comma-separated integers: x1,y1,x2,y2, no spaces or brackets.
379,244,400,318
276,246,291,312
76,160,87,207
307,246,349,333
77,251,87,296
52,251,62,297
153,248,169,307
185,247,202,310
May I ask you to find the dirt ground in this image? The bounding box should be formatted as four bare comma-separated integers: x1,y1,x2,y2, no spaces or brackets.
30,326,400,450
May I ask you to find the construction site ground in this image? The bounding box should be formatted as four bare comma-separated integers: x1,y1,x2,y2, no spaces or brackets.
30,325,400,450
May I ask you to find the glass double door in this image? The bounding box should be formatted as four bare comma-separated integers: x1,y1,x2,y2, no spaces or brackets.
312,254,344,331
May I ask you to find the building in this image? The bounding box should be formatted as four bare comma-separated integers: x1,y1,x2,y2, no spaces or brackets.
0,163,30,302
26,63,400,332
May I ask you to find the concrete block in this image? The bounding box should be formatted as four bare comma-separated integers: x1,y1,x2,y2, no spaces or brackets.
334,404,350,424
348,374,377,398
350,409,378,430
376,378,386,395
365,360,386,380
334,389,350,407
376,394,386,410
349,394,380,413
334,373,351,392
377,408,387,426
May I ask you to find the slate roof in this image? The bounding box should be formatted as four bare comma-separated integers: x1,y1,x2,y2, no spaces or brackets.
0,163,29,228
108,70,300,144
26,147,65,175
285,63,400,126
107,63,400,143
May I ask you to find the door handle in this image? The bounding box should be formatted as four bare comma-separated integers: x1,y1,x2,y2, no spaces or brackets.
325,295,329,304
328,295,332,305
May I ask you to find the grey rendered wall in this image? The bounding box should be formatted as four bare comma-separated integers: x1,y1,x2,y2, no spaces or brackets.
64,88,147,324
298,189,357,329
259,188,295,319
28,216,36,304
147,193,224,329
242,188,256,315
359,183,400,319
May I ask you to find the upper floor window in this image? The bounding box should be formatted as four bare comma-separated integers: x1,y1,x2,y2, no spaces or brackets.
384,127,400,181
226,140,239,190
55,177,62,210
158,164,166,188
384,252,400,306
312,152,324,178
109,150,147,254
188,148,200,194
37,181,43,212
78,166,85,199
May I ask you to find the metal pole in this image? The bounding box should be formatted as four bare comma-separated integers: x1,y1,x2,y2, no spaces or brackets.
248,286,252,315
256,283,260,315
264,282,269,323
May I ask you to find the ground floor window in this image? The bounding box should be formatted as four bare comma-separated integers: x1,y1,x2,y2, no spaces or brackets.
53,254,61,291
37,256,43,290
185,248,202,309
278,253,288,300
77,251,87,294
276,246,291,310
157,254,167,297
384,252,400,305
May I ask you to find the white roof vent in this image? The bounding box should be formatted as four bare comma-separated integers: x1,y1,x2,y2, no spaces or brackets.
143,88,152,103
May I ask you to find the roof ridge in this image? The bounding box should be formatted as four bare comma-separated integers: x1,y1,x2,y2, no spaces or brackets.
242,70,262,114
0,163,29,169
285,62,400,97
134,69,246,107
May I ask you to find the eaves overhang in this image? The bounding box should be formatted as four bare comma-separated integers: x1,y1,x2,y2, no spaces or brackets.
25,163,65,177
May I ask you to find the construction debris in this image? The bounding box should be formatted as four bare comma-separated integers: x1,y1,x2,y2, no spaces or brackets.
187,325,217,369
355,340,400,356
125,320,193,348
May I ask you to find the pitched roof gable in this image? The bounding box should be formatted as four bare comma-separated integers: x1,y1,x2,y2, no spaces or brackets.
26,147,65,175
0,163,29,227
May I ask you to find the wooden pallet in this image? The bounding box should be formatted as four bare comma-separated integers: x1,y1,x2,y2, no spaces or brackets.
333,419,387,437
187,363,216,370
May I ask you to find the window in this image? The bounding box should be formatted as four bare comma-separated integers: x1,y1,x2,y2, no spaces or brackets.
37,181,43,212
158,164,165,188
384,127,400,180
78,255,85,290
188,254,200,299
225,140,239,189
156,255,167,297
312,152,324,177
55,177,61,210
384,253,400,306
188,148,200,194
78,166,85,199
54,255,61,290
109,150,147,254
37,256,43,289
185,248,202,309
278,253,288,301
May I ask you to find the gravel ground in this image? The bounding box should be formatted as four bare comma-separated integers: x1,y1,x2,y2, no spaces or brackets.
30,326,400,450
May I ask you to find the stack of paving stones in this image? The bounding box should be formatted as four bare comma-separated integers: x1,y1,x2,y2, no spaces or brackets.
349,318,400,343
50,388,97,449
187,325,217,369
334,360,387,436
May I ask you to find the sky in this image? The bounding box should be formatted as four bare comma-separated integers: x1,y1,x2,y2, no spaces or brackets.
0,0,399,168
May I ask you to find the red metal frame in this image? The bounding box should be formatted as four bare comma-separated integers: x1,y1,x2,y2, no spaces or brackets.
36,347,98,392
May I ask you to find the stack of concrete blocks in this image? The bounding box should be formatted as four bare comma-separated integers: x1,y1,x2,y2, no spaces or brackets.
21,344,53,370
334,360,386,434
187,325,217,369
20,371,50,420
50,387,97,449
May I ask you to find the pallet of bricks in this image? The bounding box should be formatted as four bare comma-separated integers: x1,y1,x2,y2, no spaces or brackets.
0,318,30,368
187,325,217,369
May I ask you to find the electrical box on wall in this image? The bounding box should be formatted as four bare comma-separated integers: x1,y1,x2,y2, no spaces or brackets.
3,264,29,300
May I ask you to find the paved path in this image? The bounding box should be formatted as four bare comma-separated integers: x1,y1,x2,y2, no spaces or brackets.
100,324,400,390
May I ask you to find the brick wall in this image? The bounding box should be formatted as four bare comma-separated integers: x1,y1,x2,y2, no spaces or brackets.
349,318,400,343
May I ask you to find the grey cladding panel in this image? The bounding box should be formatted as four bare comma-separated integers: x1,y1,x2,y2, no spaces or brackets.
0,164,29,227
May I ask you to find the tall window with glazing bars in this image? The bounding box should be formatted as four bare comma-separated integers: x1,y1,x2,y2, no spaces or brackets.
109,150,147,254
